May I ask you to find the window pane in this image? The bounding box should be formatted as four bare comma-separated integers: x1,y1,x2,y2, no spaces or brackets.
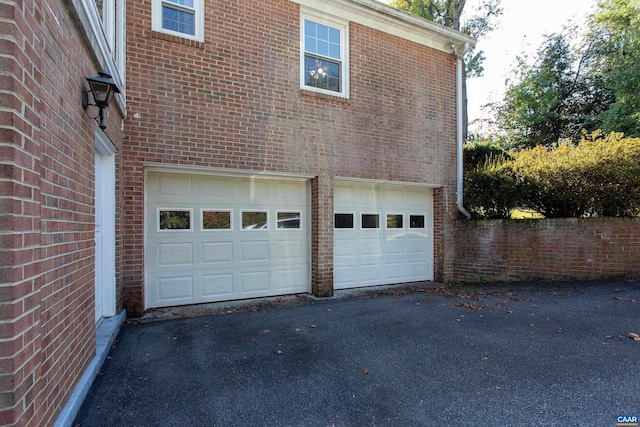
329,44,340,60
242,211,268,229
162,5,195,35
304,20,316,38
304,55,340,92
329,27,340,44
335,213,354,229
386,214,403,229
362,214,380,229
410,215,425,229
203,211,231,230
317,40,329,57
316,23,329,41
304,36,316,53
159,210,191,230
277,212,301,229
304,20,341,60
166,0,194,7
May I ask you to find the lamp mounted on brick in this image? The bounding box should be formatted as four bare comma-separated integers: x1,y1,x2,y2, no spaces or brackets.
82,70,120,130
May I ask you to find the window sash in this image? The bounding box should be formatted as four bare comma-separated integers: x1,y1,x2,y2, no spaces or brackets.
301,13,348,97
152,0,204,42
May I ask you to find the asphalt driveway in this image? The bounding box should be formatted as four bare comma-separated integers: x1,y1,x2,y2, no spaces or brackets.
74,280,640,427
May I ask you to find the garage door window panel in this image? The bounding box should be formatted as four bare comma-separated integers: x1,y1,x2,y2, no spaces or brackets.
410,214,426,229
386,214,404,229
335,213,354,229
158,209,192,231
361,213,380,229
277,211,302,229
202,210,232,230
242,210,269,230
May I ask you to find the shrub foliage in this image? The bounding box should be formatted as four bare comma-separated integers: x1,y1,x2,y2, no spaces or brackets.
464,133,640,218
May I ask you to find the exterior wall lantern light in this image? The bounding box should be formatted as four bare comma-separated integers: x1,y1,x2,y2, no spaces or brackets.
82,71,121,130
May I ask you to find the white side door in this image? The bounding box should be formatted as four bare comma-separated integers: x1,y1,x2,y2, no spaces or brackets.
94,131,117,322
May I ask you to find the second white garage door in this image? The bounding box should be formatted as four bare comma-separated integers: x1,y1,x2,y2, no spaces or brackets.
145,171,310,309
333,181,434,290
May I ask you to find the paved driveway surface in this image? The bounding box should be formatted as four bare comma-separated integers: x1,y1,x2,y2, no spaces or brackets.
74,280,640,427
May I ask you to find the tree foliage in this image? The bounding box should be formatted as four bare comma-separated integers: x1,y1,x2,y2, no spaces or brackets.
587,0,640,136
389,0,502,77
494,0,640,148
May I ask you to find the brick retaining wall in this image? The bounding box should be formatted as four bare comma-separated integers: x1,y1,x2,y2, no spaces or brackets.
454,218,640,282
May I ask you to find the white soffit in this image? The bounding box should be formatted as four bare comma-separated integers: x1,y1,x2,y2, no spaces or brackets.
290,0,476,54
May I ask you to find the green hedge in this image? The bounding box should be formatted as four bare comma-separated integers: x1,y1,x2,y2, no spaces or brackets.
464,133,640,218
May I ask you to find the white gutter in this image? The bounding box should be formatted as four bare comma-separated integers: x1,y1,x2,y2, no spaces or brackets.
455,43,472,219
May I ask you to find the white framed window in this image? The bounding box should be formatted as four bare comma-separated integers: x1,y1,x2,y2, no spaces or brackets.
361,213,380,229
276,211,302,230
409,214,426,229
201,209,232,231
386,213,404,229
241,210,269,230
152,0,204,42
334,213,355,229
158,208,193,231
300,10,349,98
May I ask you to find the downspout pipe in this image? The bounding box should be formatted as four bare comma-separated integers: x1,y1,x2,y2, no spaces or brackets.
454,42,472,219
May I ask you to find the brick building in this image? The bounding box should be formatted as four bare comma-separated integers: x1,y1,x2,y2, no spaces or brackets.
1,0,472,424
1,1,125,426
123,0,474,316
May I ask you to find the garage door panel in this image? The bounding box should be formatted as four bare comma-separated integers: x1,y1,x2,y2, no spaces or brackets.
240,271,270,293
158,276,193,301
334,265,356,288
334,237,357,256
202,273,233,297
409,261,427,278
202,177,233,199
383,188,404,206
157,174,193,197
240,240,270,261
239,180,269,201
202,241,233,263
360,238,381,255
146,171,310,309
384,262,405,280
360,264,381,281
408,236,428,253
335,186,357,204
276,268,306,290
360,187,377,205
157,242,193,266
386,238,405,255
276,182,307,202
275,239,305,261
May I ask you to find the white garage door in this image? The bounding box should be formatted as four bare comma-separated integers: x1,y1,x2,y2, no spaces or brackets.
334,181,433,290
145,171,310,308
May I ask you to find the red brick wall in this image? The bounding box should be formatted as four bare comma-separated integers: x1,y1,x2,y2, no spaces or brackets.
454,218,640,282
0,1,124,425
124,0,459,314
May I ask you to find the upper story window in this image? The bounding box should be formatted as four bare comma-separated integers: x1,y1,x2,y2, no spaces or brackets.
301,12,349,98
152,0,204,42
